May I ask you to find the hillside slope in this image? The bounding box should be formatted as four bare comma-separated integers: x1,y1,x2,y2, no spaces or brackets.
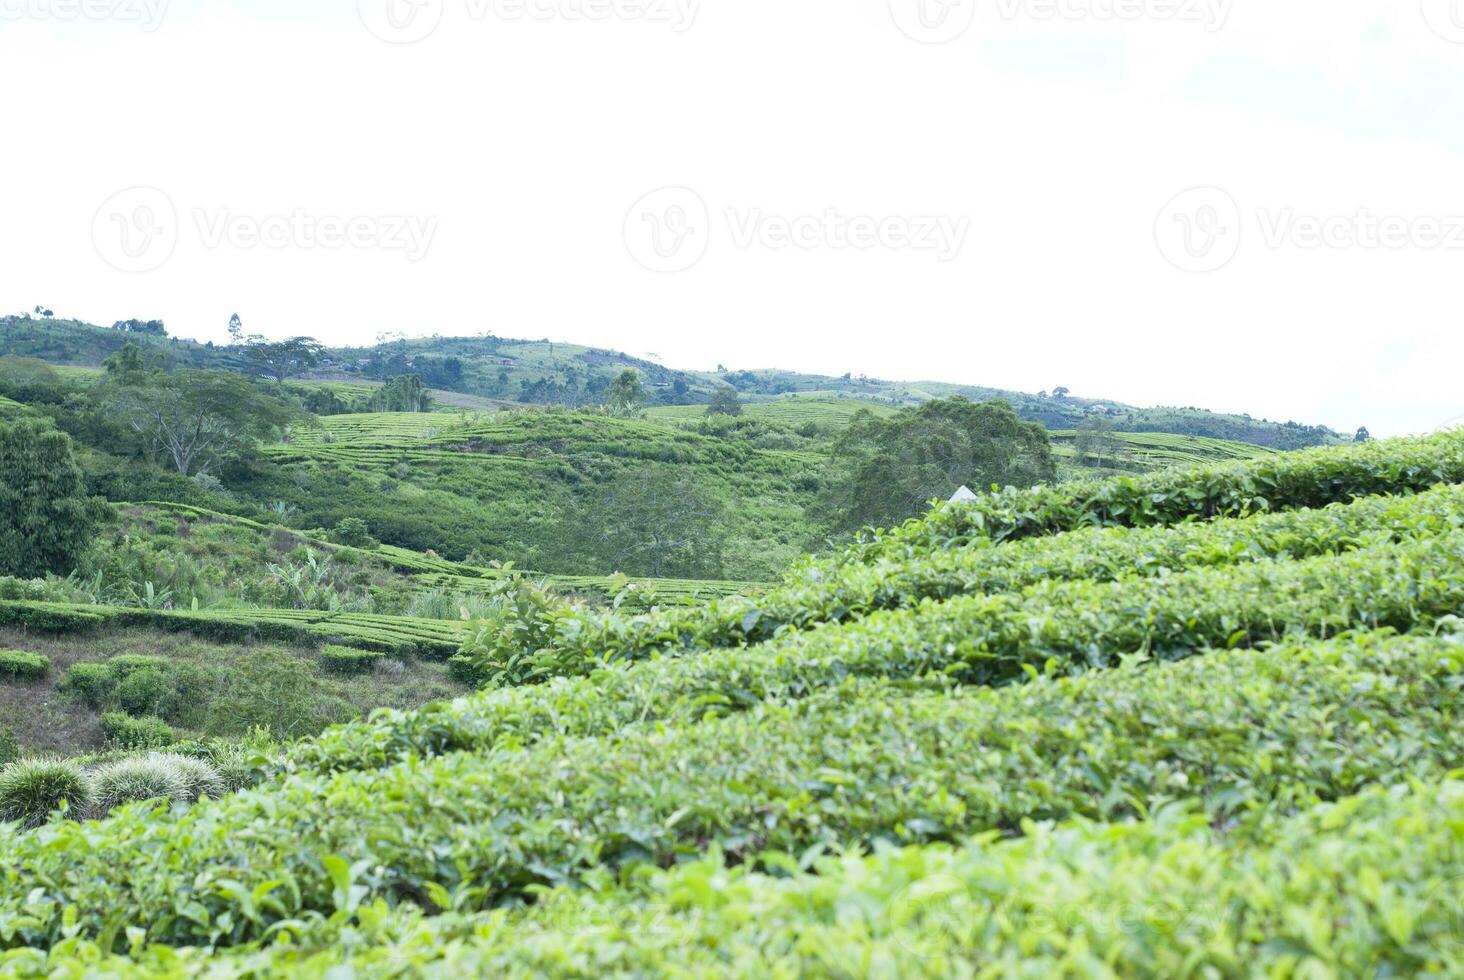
1,431,1460,974
1,315,1345,447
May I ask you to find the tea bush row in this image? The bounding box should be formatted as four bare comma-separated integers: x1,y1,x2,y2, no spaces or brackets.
1,627,1459,950
107,776,1463,978
450,481,1464,688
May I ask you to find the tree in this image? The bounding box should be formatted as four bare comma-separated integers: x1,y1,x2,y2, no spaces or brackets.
242,337,326,382
606,369,646,417
103,342,151,381
817,397,1054,535
0,419,106,577
228,314,243,346
105,370,297,477
1074,415,1124,467
370,374,431,413
706,387,743,417
557,469,727,578
111,319,167,337
1354,426,1372,443
1052,387,1071,399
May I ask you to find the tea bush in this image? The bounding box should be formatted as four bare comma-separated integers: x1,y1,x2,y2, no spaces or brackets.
318,645,383,676
0,628,1458,950
0,650,48,682
99,713,176,751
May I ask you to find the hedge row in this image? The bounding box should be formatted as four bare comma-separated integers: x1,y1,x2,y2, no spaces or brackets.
447,525,1464,698
452,481,1464,688
94,777,1463,977
842,428,1464,559
0,602,466,659
294,527,1464,775
2,627,1460,951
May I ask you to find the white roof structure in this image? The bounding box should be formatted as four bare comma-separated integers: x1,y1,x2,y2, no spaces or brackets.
949,485,978,503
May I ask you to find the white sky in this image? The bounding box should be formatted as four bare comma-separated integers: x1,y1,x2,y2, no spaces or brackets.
2,0,1461,436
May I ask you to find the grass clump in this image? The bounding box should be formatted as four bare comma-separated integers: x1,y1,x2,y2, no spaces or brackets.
90,756,188,815
0,757,90,828
0,649,49,682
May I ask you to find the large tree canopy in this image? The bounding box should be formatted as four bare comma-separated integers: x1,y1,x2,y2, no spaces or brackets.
818,397,1054,535
104,370,298,477
0,418,106,577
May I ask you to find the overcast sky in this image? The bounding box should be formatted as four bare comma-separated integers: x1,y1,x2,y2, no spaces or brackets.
3,0,1461,436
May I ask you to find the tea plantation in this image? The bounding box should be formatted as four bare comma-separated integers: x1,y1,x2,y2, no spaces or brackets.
1,430,1462,975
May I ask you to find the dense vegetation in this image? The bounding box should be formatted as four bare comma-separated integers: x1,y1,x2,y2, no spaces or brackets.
0,314,1449,975
0,420,1458,974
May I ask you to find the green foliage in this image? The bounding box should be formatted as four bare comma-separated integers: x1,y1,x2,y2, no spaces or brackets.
0,628,1458,950
0,649,49,682
0,757,90,828
367,374,432,413
330,518,377,550
99,713,176,751
706,386,743,417
0,727,17,766
854,428,1464,558
139,778,1462,977
117,668,168,716
204,648,359,741
606,369,646,417
62,662,117,705
817,398,1054,535
0,418,105,577
155,753,225,802
552,468,729,579
319,645,384,676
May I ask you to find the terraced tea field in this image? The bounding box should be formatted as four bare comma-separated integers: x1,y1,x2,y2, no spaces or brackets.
5,430,1464,976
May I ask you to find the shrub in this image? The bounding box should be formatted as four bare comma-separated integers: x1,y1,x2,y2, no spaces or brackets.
117,667,167,717
61,662,116,705
332,517,378,550
147,753,224,803
319,645,383,675
0,649,49,682
105,654,169,677
99,712,175,751
90,757,188,815
0,757,90,828
0,727,17,766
